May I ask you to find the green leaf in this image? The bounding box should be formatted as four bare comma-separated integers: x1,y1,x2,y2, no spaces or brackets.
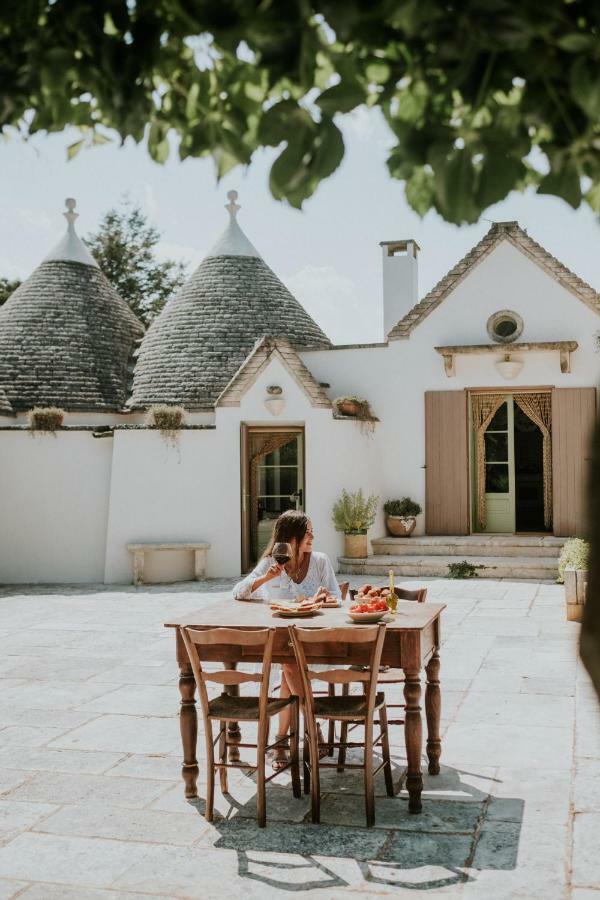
570,58,600,120
585,181,600,213
317,80,365,115
66,138,85,160
366,61,390,84
405,167,435,216
258,100,313,146
476,153,525,209
538,160,582,208
313,120,344,180
433,149,479,224
148,124,169,164
557,33,594,53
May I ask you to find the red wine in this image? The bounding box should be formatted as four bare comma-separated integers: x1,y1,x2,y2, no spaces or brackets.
274,554,291,565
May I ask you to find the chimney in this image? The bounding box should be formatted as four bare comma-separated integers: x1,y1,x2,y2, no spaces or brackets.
380,239,419,339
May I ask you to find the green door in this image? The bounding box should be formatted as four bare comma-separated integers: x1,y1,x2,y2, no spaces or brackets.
479,398,516,533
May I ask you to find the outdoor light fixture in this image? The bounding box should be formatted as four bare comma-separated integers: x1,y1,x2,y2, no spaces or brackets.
495,354,523,380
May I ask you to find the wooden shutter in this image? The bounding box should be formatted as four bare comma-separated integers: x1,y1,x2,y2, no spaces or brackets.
552,388,596,536
425,391,469,535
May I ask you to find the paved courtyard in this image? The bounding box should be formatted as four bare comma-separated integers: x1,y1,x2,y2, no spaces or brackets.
0,577,598,899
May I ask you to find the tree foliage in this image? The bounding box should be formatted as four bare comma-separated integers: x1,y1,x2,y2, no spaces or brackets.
1,1,600,223
0,278,21,307
85,202,186,324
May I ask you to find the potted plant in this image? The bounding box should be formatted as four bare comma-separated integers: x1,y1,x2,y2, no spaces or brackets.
146,405,186,444
384,498,422,537
335,396,370,418
332,489,378,558
28,406,64,432
558,537,589,621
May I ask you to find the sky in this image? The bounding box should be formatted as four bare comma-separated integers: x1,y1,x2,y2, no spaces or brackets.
2,108,600,344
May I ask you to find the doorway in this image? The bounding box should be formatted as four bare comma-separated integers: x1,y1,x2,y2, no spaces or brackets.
472,394,550,534
241,426,305,571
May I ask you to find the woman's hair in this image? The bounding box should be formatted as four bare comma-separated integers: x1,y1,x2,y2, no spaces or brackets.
262,510,310,560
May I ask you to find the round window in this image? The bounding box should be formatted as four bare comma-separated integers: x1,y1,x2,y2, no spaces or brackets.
487,310,523,344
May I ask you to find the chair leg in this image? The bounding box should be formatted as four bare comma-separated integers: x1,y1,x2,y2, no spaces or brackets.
289,700,302,799
364,718,375,827
327,684,336,756
218,721,228,794
257,719,268,828
307,719,321,824
379,705,395,797
303,729,310,794
204,719,215,823
337,682,350,772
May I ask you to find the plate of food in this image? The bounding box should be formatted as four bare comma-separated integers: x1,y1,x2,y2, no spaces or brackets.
270,601,323,618
348,594,390,624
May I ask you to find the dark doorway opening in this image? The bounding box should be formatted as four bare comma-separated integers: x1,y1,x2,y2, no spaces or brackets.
514,404,548,532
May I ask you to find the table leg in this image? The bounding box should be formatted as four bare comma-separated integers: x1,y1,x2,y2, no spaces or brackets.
224,662,241,762
179,661,199,798
425,650,442,775
403,668,423,813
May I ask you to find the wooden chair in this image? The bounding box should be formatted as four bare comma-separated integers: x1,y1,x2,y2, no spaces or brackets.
180,625,301,827
337,586,428,770
289,623,394,827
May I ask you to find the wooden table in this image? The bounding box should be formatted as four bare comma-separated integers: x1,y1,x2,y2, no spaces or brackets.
165,599,445,814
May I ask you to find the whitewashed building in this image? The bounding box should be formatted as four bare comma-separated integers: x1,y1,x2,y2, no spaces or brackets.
0,193,598,584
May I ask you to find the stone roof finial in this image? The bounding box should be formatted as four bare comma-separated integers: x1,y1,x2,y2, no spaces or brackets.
225,190,241,219
64,197,79,228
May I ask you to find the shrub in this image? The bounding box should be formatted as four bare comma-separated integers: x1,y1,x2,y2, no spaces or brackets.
332,489,378,534
384,497,423,517
334,397,376,435
28,407,64,431
448,560,484,579
557,538,589,583
146,405,186,432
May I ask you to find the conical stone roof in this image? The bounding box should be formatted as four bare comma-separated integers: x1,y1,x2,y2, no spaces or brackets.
128,191,331,409
0,199,144,413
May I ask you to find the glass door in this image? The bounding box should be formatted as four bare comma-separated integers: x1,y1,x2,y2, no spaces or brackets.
480,398,516,533
241,427,305,570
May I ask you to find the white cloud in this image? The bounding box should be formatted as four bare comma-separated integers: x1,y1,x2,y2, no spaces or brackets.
156,240,203,272
0,254,27,280
284,264,381,345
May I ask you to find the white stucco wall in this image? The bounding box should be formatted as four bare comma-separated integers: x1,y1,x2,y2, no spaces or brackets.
0,430,113,582
302,239,600,535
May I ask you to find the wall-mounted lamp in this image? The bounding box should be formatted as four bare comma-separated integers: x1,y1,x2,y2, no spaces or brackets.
495,354,523,380
264,385,285,416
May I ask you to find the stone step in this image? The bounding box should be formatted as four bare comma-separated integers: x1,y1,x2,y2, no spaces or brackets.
371,535,565,559
338,554,559,581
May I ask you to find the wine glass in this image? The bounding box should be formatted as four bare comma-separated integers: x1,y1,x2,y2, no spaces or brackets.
272,542,292,566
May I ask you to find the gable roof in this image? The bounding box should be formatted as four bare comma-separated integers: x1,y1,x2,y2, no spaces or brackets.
216,336,331,409
0,385,13,416
387,221,600,340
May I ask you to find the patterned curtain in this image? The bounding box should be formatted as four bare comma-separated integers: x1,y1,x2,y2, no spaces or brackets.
472,394,507,530
249,432,298,562
514,393,553,529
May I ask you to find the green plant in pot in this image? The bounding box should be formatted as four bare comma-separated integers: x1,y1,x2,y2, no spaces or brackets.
332,489,378,559
383,498,422,537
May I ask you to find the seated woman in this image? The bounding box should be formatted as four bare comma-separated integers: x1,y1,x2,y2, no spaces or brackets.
233,510,341,768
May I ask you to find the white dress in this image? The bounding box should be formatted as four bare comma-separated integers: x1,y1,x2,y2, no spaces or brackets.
232,551,342,602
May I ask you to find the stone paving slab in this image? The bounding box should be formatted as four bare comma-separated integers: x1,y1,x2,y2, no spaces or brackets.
0,577,598,898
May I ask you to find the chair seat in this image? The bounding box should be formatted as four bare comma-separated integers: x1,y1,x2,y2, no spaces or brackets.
208,693,293,721
349,665,405,684
313,691,385,720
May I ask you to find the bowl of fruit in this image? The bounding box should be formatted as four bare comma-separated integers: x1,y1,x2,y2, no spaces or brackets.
348,585,392,623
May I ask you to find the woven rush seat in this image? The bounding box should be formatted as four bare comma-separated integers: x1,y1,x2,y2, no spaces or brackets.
209,693,292,720
314,691,386,720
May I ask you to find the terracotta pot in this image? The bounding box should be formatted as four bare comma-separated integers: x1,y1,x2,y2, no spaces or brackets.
338,400,361,417
344,532,368,558
386,515,416,537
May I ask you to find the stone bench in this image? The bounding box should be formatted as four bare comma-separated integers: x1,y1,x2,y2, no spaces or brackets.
126,542,210,586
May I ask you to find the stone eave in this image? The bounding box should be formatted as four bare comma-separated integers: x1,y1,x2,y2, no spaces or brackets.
435,340,578,377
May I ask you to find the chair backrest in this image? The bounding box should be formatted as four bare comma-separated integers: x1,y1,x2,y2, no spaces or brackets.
289,624,387,722
397,586,428,603
180,626,275,718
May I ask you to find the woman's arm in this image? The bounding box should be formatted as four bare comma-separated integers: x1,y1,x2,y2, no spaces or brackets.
232,556,284,600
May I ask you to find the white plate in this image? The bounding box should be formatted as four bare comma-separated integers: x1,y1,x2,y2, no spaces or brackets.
273,607,322,618
347,610,388,624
